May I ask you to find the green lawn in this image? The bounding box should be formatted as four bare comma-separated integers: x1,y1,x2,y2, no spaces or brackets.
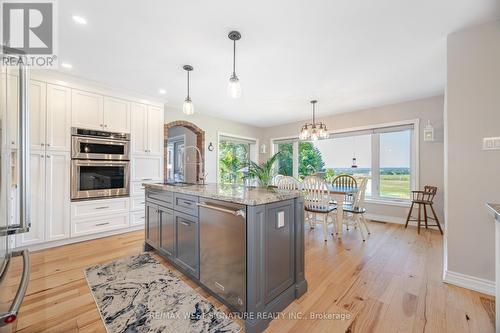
379,174,410,199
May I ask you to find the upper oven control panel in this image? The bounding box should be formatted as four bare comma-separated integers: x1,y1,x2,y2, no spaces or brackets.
71,127,130,141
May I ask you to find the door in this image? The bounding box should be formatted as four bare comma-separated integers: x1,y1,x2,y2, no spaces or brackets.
71,90,104,130
17,152,45,246
46,84,71,151
159,206,174,258
130,103,148,154
145,202,159,248
175,212,199,278
45,152,70,241
147,106,163,155
29,80,46,151
103,97,130,133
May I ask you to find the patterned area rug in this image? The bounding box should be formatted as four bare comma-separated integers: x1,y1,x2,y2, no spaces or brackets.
84,253,241,333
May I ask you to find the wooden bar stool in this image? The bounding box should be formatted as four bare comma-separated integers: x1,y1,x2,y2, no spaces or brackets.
405,186,443,235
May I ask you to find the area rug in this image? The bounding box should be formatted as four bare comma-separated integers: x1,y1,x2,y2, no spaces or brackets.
84,253,241,333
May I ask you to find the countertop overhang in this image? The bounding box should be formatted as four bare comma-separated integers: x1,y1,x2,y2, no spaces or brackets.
143,183,301,206
486,203,500,220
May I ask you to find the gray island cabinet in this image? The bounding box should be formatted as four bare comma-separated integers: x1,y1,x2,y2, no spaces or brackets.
143,183,307,333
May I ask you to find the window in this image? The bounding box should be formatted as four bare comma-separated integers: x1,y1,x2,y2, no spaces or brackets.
218,134,258,185
272,122,416,201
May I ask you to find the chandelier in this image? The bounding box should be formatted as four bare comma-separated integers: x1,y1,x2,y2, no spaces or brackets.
299,100,329,141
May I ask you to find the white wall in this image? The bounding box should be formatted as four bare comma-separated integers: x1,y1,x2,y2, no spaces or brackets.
445,21,500,287
164,107,263,183
260,96,445,223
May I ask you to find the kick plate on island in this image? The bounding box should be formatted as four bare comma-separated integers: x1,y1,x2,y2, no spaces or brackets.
143,183,307,333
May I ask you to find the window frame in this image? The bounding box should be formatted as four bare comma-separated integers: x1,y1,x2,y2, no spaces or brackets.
270,119,419,204
217,131,259,184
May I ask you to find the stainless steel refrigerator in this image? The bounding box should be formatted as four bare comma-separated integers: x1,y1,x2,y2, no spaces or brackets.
0,59,31,330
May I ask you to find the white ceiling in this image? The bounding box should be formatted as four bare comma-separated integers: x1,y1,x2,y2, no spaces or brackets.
57,0,499,127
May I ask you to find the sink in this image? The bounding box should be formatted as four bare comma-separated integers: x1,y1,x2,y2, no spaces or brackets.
163,182,196,187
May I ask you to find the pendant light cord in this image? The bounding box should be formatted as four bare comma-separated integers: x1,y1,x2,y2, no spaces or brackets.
233,40,236,76
312,102,316,125
187,70,190,99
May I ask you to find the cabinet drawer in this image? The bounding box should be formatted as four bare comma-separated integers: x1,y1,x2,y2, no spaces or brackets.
174,193,199,217
71,197,129,219
131,197,146,211
131,210,146,226
174,211,199,278
131,180,158,197
71,213,129,237
146,190,173,208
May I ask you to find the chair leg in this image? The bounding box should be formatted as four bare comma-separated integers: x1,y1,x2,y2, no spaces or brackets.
430,204,444,235
423,204,428,229
322,214,328,242
356,215,366,241
405,202,414,228
417,203,421,234
361,214,371,235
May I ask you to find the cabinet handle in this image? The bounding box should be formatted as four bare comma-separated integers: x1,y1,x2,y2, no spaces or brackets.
46,143,51,147
142,178,152,181
104,124,108,128
95,222,110,226
140,201,145,204
46,155,51,158
180,221,190,226
11,141,14,145
40,143,45,146
94,206,110,210
40,154,44,158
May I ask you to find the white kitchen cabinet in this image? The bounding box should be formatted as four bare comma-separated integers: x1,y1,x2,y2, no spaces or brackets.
72,90,104,130
131,103,148,154
46,84,71,151
131,155,162,181
45,152,70,241
131,103,163,155
103,97,130,133
17,152,46,246
30,80,47,151
131,210,146,227
147,106,163,155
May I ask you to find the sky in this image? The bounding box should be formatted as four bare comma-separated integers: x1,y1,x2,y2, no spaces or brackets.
313,130,411,169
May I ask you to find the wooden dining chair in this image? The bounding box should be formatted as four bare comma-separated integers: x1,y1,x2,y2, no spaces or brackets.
405,186,443,235
331,174,358,204
271,174,285,186
276,176,300,190
343,178,370,241
302,176,336,241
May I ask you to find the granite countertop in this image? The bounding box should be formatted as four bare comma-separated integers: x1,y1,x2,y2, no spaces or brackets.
486,203,500,220
143,183,301,206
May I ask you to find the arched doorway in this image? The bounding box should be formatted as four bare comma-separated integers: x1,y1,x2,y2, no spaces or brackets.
164,121,205,183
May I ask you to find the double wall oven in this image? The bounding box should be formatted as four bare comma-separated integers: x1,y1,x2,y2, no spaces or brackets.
71,128,130,200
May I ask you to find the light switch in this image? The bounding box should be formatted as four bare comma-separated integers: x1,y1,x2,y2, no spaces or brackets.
483,137,500,150
277,211,285,228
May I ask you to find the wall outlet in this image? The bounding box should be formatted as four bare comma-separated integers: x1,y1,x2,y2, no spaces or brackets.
482,137,500,150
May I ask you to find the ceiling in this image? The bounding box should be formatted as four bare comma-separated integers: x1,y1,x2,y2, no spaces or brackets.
57,0,499,127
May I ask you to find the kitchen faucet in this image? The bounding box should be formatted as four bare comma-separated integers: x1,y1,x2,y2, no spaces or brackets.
183,145,207,185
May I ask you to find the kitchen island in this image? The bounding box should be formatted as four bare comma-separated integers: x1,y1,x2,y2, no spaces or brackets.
143,183,307,333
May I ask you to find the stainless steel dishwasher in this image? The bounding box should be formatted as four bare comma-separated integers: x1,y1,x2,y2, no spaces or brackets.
198,199,246,312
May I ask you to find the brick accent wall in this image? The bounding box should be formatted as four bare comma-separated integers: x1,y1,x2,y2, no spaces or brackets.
164,121,205,182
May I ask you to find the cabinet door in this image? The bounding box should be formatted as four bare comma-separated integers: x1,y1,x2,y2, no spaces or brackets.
46,84,71,151
45,152,70,241
71,90,104,130
131,103,148,155
7,74,18,148
103,97,130,133
160,206,174,258
145,202,160,248
131,155,162,181
175,212,199,278
17,152,46,246
30,80,47,151
147,106,163,155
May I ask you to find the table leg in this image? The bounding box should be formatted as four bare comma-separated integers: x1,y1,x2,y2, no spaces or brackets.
334,193,344,239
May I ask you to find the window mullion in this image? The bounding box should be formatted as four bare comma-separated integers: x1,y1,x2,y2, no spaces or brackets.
372,133,380,199
292,141,299,179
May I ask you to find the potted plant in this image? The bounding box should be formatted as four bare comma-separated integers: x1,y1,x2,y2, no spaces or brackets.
244,152,281,188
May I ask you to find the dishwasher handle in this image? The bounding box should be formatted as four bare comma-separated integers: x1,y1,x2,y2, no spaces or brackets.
197,202,245,218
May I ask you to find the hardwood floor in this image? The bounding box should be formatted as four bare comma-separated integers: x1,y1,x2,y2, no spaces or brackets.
2,221,495,332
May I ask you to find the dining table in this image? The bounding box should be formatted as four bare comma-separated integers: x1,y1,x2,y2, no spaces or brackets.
326,184,358,239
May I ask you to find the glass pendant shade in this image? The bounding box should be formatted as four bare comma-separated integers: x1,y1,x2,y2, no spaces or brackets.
298,100,329,141
228,74,241,98
183,97,194,115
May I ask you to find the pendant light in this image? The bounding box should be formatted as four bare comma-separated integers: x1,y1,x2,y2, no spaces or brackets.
227,31,242,98
351,137,358,168
299,100,329,141
182,65,194,115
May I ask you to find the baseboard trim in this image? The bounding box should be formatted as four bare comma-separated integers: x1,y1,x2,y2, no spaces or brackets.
365,213,405,225
15,225,144,252
443,270,495,296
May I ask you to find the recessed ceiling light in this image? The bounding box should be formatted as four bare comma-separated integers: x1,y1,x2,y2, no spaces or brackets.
61,62,72,69
72,15,87,25
158,89,166,95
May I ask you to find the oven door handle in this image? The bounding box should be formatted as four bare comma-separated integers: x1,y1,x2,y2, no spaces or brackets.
0,250,30,326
